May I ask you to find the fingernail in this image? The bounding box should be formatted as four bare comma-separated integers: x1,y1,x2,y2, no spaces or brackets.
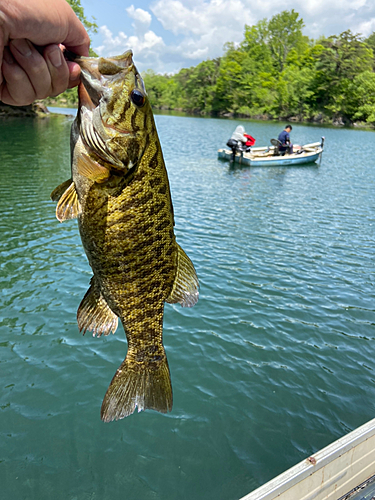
10,39,33,57
3,47,14,64
47,46,63,68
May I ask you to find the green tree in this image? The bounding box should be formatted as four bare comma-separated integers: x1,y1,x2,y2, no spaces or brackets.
281,66,315,119
241,19,272,67
212,43,247,114
267,10,307,72
137,11,375,126
365,32,375,69
180,59,221,113
352,71,375,124
313,31,373,120
366,32,375,52
143,70,183,109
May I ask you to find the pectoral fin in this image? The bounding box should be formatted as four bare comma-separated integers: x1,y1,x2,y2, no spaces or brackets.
77,277,118,337
77,153,110,183
52,180,81,222
166,244,199,307
50,179,72,202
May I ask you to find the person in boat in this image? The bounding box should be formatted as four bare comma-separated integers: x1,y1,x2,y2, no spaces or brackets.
278,125,293,155
227,125,256,161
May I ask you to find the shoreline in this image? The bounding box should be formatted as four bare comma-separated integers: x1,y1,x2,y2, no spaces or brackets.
151,107,375,130
1,101,374,131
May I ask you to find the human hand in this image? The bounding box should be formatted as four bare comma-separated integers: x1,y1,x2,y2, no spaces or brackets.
0,0,90,106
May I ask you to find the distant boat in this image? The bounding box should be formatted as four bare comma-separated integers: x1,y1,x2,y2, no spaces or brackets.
240,417,375,500
218,138,325,167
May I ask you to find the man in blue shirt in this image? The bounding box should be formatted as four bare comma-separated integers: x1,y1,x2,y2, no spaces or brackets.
278,125,293,154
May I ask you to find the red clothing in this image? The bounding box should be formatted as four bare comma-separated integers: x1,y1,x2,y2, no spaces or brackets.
244,134,256,147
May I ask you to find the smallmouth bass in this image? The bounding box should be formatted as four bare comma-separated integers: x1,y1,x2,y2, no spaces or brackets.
51,51,199,421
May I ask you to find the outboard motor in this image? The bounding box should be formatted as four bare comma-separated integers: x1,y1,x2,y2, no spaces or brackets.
227,138,239,162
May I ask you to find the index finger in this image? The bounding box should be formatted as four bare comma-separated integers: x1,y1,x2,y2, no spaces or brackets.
60,18,90,57
3,0,91,56
56,7,90,57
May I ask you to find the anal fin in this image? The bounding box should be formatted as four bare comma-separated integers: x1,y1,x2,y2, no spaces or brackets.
166,244,199,307
77,277,118,337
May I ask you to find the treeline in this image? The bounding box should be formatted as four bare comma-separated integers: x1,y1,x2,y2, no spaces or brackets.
142,10,375,126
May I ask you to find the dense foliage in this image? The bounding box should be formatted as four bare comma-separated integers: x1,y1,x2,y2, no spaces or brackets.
143,10,375,125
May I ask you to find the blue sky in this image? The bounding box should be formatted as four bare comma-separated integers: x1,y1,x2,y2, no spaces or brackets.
81,0,375,74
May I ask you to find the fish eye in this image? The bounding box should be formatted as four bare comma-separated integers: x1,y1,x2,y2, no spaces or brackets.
130,89,145,107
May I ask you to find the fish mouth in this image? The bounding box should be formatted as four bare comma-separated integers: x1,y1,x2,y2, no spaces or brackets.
67,50,144,170
65,50,135,110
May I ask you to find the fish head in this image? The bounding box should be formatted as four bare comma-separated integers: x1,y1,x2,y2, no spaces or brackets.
74,51,152,173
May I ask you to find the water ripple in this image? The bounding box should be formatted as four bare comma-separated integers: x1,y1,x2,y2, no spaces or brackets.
0,115,374,500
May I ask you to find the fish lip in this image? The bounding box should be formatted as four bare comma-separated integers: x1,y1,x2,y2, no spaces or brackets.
63,49,102,106
68,51,134,74
80,72,102,108
78,81,97,111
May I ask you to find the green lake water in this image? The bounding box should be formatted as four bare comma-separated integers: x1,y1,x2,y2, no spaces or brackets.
0,111,374,500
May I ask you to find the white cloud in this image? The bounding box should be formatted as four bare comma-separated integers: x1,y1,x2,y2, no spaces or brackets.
94,5,167,68
148,0,257,65
94,24,165,65
95,25,129,56
355,18,375,37
127,31,165,52
126,6,152,27
93,0,375,73
126,5,153,39
151,0,255,36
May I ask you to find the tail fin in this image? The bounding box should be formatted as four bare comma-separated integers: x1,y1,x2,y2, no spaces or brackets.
101,354,173,422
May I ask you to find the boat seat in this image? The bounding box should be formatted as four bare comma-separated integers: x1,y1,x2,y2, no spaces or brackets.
270,139,283,156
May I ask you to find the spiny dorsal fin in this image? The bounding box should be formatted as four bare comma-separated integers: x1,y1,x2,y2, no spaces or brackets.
50,179,73,202
55,181,81,222
166,244,199,307
77,277,118,337
77,153,110,183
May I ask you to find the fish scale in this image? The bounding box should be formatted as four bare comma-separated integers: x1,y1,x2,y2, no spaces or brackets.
51,50,199,421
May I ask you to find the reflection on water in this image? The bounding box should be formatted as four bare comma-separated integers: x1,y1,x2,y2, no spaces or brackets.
0,114,374,500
